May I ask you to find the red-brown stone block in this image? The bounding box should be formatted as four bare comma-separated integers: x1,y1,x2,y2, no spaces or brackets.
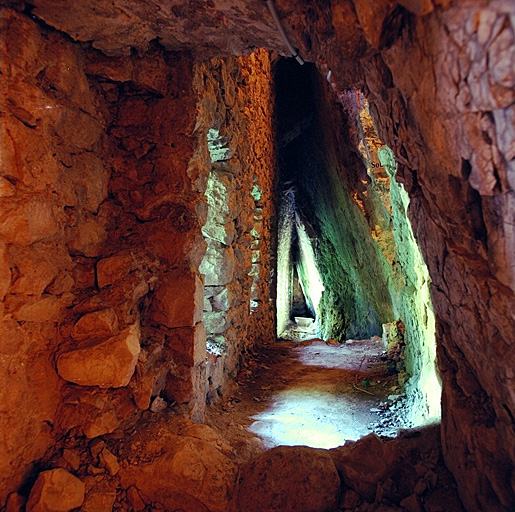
164,364,205,405
26,468,85,512
96,253,138,289
72,308,118,341
165,323,206,366
57,323,140,388
150,268,203,328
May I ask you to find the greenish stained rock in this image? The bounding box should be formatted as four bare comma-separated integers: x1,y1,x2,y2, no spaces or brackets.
203,311,228,334
378,147,441,422
212,287,230,312
294,136,394,340
204,296,213,312
200,241,235,286
251,183,263,202
207,128,233,162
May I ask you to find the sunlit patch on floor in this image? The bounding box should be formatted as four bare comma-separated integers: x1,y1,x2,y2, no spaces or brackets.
248,386,379,448
247,339,397,449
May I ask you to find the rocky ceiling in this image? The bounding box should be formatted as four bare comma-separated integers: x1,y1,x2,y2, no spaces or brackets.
27,0,284,56
20,0,410,62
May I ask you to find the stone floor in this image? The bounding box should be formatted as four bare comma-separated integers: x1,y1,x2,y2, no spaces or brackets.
18,337,464,512
206,336,405,460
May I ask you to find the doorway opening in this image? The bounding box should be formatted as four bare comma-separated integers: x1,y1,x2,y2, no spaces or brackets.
271,57,441,445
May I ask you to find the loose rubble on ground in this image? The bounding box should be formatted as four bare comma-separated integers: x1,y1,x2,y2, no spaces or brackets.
11,326,461,512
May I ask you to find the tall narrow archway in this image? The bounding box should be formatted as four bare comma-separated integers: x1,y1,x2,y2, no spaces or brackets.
273,58,441,427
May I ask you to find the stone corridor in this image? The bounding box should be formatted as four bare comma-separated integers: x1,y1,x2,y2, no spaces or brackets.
1,1,514,511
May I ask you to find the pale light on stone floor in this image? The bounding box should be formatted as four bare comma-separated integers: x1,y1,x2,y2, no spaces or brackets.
248,339,399,449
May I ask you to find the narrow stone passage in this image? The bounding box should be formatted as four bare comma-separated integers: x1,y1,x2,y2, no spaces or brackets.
206,337,402,462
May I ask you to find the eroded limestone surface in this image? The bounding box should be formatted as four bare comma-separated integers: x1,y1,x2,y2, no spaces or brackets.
1,1,514,510
1,7,275,505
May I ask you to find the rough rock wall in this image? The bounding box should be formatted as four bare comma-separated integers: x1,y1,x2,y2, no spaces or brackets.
275,63,396,340
28,0,288,57
350,100,441,425
1,9,115,500
0,9,275,505
276,189,295,335
278,3,515,506
195,50,276,399
1,8,204,502
279,66,440,425
378,147,441,423
351,6,515,511
280,2,515,509
82,46,208,425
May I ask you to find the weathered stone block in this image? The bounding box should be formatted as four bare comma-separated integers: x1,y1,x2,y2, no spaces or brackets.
165,323,206,366
235,446,340,512
204,167,237,222
206,354,225,394
99,448,119,476
68,217,106,257
96,253,138,288
82,408,119,439
151,268,203,328
211,287,230,311
80,488,116,512
72,308,118,341
164,363,205,405
203,295,212,312
202,220,236,246
127,486,145,512
331,433,394,502
26,468,85,512
203,311,228,334
226,280,244,308
57,323,140,388
130,362,170,410
5,492,25,512
200,241,235,286
70,153,109,213
13,293,73,323
0,199,58,246
119,425,237,512
9,249,60,296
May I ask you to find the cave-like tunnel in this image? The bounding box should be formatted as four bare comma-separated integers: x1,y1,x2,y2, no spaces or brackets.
271,57,441,437
1,1,514,512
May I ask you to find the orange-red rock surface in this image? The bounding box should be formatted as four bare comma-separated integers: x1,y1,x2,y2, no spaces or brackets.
1,1,514,511
1,5,276,507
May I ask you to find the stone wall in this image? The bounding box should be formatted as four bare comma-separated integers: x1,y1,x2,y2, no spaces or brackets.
350,98,441,425
1,8,205,501
275,63,396,341
280,2,515,508
194,50,276,401
276,189,295,335
0,9,275,505
355,6,515,511
276,64,440,426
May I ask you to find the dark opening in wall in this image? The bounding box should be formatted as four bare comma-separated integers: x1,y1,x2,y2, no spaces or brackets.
274,60,321,338
272,57,441,425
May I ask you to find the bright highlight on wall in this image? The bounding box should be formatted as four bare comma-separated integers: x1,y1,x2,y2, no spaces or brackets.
378,146,442,423
276,189,324,338
355,95,441,424
295,213,324,326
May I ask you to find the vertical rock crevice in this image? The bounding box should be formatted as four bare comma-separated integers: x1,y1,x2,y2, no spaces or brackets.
273,58,441,426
